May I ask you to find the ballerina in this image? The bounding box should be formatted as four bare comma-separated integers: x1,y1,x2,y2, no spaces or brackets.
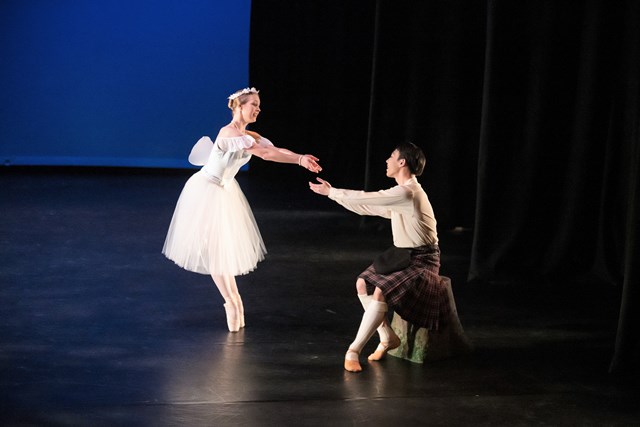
163,87,321,331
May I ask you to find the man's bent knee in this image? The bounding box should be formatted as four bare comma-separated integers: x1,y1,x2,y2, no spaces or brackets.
356,278,367,294
372,287,385,302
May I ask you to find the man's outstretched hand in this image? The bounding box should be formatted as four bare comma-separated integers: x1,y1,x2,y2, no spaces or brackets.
309,177,331,196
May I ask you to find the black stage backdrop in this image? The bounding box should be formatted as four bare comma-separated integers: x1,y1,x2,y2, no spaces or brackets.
249,1,639,374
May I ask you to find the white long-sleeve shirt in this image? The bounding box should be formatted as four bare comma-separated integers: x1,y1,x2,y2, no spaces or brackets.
328,177,438,248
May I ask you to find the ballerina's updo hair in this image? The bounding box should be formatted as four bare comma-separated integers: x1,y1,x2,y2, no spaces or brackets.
395,142,426,176
227,87,260,110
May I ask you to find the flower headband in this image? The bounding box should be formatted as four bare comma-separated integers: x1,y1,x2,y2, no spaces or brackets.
228,87,259,100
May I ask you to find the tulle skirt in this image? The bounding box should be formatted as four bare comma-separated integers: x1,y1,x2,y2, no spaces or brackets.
162,171,266,276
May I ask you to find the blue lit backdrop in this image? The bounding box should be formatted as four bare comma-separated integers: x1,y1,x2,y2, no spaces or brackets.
0,0,251,168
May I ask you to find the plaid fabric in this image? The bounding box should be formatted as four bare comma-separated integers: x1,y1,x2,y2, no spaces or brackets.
359,245,450,330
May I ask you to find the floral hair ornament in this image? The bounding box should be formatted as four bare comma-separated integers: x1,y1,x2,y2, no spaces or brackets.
228,87,259,100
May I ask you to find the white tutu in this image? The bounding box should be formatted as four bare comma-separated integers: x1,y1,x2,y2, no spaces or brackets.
162,171,266,276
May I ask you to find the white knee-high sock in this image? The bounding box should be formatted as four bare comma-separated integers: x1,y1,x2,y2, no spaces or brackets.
349,300,388,354
358,294,390,343
357,294,372,310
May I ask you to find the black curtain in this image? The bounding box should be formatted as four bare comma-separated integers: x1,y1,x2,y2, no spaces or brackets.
249,1,375,190
250,0,640,374
469,0,640,374
250,0,484,229
471,0,629,283
362,0,486,229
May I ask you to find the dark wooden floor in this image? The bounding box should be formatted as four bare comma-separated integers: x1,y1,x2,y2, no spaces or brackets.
1,167,638,426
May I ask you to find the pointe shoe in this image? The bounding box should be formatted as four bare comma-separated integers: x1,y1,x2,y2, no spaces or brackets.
367,332,401,361
237,297,245,328
344,349,362,373
223,303,240,332
239,313,245,329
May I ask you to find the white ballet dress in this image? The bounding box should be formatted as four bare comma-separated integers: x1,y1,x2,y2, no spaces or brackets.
162,134,270,276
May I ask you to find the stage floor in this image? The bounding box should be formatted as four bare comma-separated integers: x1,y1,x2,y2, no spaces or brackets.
1,167,638,426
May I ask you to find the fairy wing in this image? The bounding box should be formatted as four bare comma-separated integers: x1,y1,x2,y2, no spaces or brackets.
188,136,213,166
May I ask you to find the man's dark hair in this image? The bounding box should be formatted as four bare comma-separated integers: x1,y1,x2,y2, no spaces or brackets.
395,142,426,176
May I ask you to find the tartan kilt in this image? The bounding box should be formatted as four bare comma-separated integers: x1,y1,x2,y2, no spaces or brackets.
359,245,450,330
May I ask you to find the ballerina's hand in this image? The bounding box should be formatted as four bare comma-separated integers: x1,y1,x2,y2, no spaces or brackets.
301,154,322,173
308,177,331,196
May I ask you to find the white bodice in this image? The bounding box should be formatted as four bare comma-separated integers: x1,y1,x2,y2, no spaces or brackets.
188,134,273,186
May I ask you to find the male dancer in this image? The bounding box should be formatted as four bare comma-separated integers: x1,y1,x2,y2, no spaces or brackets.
309,142,448,372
